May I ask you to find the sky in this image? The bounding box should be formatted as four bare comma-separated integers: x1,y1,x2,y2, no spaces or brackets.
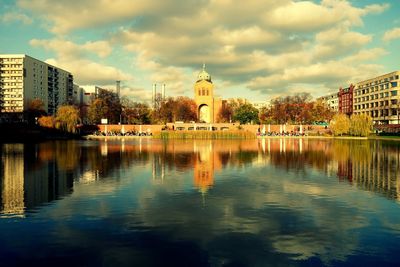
1,0,399,103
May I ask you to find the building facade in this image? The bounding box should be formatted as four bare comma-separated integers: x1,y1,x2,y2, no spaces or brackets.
338,84,354,115
0,54,73,116
194,65,222,123
353,71,400,124
318,92,339,112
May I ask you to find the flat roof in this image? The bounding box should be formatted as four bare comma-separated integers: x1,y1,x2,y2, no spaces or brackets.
0,54,72,74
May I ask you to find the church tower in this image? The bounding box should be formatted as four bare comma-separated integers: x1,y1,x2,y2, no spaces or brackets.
194,64,221,123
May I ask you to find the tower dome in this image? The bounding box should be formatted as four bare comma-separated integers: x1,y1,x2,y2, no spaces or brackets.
197,64,212,82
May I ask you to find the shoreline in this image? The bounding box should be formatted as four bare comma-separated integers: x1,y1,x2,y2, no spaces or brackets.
82,134,400,142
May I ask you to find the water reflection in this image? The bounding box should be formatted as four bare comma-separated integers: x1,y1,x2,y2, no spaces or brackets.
1,139,400,217
1,139,400,266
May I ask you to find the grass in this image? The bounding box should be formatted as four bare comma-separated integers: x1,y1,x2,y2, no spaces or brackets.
153,130,256,139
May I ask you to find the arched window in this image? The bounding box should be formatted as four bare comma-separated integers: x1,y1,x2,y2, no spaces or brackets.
206,90,209,96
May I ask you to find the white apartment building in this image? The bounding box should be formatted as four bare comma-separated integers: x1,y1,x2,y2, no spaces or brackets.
318,92,339,112
251,100,270,110
0,54,73,116
353,71,400,124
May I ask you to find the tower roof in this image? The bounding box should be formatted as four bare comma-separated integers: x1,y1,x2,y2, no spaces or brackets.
197,64,212,83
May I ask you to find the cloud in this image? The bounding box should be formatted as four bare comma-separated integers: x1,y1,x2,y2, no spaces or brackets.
19,0,391,99
30,38,112,59
383,27,400,42
0,11,32,25
30,38,131,85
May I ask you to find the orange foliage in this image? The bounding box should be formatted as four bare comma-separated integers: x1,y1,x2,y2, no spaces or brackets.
38,116,55,128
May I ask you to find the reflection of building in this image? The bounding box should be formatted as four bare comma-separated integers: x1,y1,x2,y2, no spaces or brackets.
1,144,25,216
152,153,165,183
194,64,222,123
0,144,74,216
350,144,400,200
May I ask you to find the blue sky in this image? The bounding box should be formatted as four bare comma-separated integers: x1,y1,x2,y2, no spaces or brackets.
1,0,399,103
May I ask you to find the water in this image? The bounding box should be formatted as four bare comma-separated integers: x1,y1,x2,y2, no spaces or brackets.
0,138,400,266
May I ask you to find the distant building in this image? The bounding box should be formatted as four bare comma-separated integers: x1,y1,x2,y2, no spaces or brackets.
251,101,270,110
79,85,103,105
318,92,339,112
338,84,354,116
0,54,73,117
353,71,400,124
194,64,222,123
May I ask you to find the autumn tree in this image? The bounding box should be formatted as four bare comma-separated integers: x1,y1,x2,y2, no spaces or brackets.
55,105,80,133
217,101,234,123
313,99,335,122
260,93,334,124
38,116,55,128
173,96,197,122
329,113,350,136
122,98,151,124
151,96,197,124
26,98,46,124
87,88,122,124
233,103,259,124
349,114,373,137
87,98,108,124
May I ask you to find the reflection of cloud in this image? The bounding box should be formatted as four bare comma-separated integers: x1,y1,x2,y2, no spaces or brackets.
8,139,400,265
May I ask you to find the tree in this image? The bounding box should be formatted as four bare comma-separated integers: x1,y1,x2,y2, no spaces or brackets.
233,103,259,124
260,93,334,124
151,96,197,124
87,98,108,124
87,88,122,124
329,113,350,136
349,114,373,137
122,99,151,124
312,99,335,122
55,105,80,133
217,101,234,123
173,96,197,122
38,116,55,128
26,98,46,124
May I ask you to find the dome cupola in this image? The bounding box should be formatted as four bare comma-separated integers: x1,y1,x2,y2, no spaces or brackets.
197,64,212,82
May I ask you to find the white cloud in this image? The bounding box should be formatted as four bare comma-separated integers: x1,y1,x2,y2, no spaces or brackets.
383,27,400,42
30,38,131,85
19,0,392,99
30,38,112,59
45,57,132,85
0,11,32,25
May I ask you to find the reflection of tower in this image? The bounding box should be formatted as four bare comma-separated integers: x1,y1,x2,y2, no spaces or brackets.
152,153,165,183
1,144,25,217
193,141,215,194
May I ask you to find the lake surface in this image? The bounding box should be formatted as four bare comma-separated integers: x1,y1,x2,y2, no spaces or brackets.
1,138,400,266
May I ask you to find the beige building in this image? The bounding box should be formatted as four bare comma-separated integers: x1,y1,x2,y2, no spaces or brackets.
353,71,400,124
194,65,222,123
318,92,339,112
0,54,73,116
